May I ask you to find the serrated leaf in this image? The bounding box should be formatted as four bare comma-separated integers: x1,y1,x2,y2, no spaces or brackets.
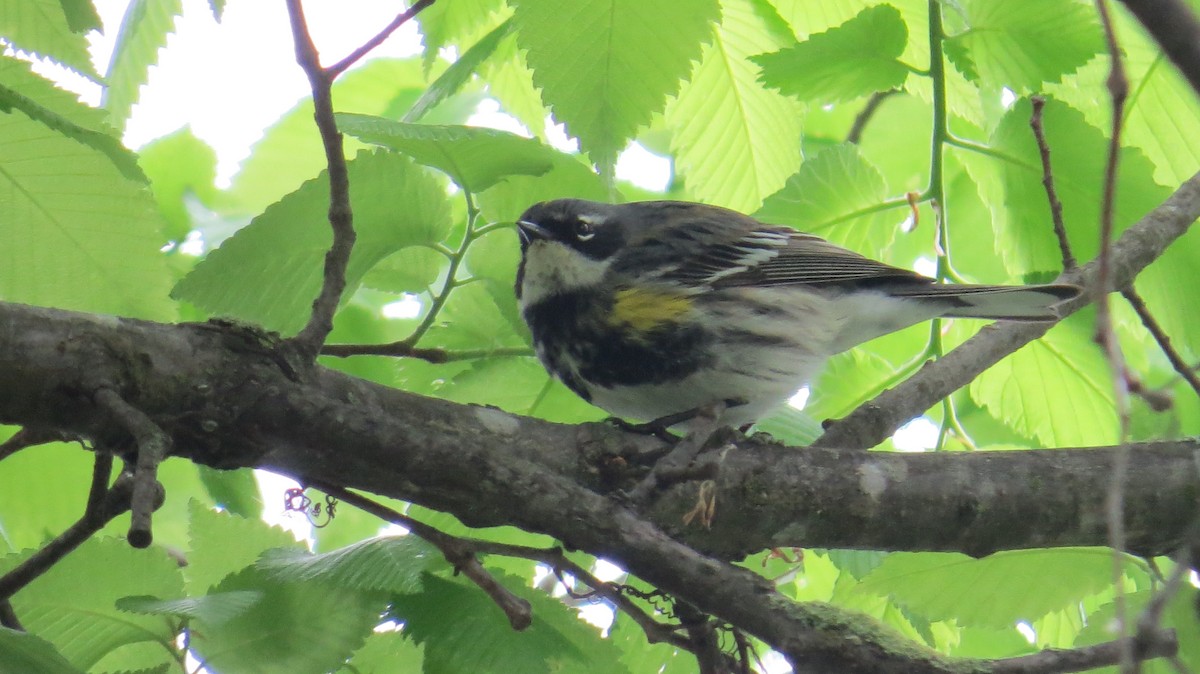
394,572,628,674
3,538,184,670
967,97,1171,275
479,27,547,135
664,0,802,212
0,442,92,554
335,631,424,673
173,150,452,334
0,55,143,181
754,5,909,103
337,114,556,192
969,316,1117,447
853,549,1129,629
755,143,898,256
190,566,382,674
407,18,514,123
415,0,505,69
115,591,263,625
103,0,183,132
0,0,100,80
0,628,85,674
0,109,174,319
256,536,440,593
511,0,719,176
945,0,1102,93
186,500,304,595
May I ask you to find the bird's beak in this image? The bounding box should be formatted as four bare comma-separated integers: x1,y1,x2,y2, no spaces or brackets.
517,220,552,245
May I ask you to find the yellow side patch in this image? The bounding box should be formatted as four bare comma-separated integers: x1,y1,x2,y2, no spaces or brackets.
609,288,693,332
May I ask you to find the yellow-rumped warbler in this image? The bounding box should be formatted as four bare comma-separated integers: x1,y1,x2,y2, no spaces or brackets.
515,199,1080,428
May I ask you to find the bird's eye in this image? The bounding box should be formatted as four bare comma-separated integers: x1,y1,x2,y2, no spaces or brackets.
574,220,596,241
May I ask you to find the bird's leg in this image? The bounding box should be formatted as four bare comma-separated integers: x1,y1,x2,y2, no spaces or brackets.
622,400,739,507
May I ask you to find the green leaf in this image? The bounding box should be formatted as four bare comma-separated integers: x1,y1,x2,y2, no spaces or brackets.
116,591,263,625
361,246,446,294
477,152,607,224
664,0,802,212
138,127,219,241
57,0,101,33
335,631,424,673
103,0,183,132
3,538,185,670
0,0,100,80
394,572,628,674
173,150,452,334
186,500,304,595
945,0,1102,93
754,5,909,103
479,27,548,136
755,143,897,256
190,566,383,674
415,0,505,69
196,465,262,520
0,628,85,674
256,536,441,593
336,114,557,192
0,55,144,181
751,405,822,445
0,110,174,319
0,442,92,554
510,0,719,176
969,315,1117,447
224,58,433,213
853,548,1130,629
806,349,901,422
967,97,1171,275
406,18,514,123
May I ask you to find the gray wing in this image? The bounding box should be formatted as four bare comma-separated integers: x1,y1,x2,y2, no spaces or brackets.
651,220,928,289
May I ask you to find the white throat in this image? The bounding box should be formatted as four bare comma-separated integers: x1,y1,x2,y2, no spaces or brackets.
519,240,612,307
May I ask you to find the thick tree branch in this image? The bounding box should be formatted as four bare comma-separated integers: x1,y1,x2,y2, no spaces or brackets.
816,171,1200,449
0,296,1195,670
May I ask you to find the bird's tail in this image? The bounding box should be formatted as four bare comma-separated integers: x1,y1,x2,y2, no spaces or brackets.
898,283,1082,321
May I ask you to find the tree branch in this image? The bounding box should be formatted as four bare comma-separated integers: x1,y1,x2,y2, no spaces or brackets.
816,170,1200,449
1117,0,1200,98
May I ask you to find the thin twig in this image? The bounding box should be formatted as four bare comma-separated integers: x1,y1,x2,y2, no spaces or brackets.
327,0,437,77
846,89,898,144
308,480,532,630
0,454,127,600
989,631,1177,673
1030,95,1077,270
321,343,532,361
1122,287,1200,400
94,389,168,548
1094,2,1134,672
283,0,438,361
306,481,695,649
0,427,70,463
284,0,356,361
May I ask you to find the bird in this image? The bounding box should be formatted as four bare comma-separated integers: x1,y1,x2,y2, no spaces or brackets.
515,198,1081,430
